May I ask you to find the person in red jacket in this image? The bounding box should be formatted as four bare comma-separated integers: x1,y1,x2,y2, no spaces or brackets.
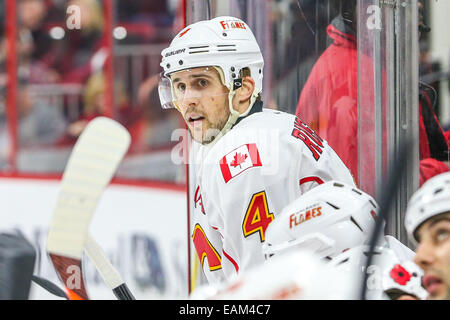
295,1,449,186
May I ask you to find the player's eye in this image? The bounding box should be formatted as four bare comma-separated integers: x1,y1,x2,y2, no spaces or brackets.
197,78,209,88
435,229,449,243
176,83,186,92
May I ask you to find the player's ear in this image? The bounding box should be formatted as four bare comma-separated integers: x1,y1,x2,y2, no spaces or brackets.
236,76,255,103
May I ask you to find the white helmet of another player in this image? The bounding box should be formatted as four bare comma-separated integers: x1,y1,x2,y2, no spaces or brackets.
405,172,450,245
263,181,380,259
328,245,428,300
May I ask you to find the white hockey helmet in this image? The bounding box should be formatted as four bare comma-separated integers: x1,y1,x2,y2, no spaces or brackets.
158,16,264,142
328,245,427,300
405,172,450,245
263,181,380,259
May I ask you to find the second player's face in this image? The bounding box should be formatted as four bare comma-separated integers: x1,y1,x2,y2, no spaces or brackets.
414,213,450,300
170,67,230,144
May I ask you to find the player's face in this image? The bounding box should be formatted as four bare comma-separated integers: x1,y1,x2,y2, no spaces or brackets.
170,67,230,144
414,213,450,300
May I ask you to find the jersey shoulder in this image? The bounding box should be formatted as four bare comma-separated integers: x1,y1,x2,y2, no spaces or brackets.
234,108,297,131
202,109,299,175
216,109,301,153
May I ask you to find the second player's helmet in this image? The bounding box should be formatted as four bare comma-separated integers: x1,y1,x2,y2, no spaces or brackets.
405,172,450,245
327,244,428,300
263,181,380,259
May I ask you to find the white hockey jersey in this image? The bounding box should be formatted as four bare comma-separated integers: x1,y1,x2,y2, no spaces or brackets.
190,103,355,285
190,236,427,300
190,249,359,300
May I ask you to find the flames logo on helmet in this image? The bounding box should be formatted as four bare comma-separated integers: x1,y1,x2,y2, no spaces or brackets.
220,20,247,30
289,206,323,229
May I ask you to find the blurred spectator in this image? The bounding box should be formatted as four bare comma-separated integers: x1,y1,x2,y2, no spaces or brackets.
0,0,48,79
0,77,66,151
17,82,66,147
269,0,344,114
66,72,136,139
295,0,449,186
28,0,107,85
17,0,52,61
131,74,180,152
16,0,62,83
64,72,179,151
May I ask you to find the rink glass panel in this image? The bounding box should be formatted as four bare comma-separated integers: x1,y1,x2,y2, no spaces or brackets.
2,2,447,193
0,0,190,299
1,0,448,296
0,0,187,185
183,0,449,290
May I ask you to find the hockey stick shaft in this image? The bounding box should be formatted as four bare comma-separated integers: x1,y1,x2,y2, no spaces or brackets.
47,117,131,300
85,234,135,300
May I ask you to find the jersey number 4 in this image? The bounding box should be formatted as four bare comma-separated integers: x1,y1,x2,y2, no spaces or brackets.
242,191,274,242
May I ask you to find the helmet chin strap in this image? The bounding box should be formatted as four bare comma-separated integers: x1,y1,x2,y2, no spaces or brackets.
203,89,258,146
202,89,258,146
200,66,259,146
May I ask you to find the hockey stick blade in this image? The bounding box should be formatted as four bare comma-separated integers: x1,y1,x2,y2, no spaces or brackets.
85,234,135,300
47,117,131,300
31,275,68,299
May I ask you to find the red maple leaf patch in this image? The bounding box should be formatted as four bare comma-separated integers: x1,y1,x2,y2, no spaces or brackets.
230,152,248,168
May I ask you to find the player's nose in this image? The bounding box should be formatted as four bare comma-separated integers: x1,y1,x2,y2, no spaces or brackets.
179,89,201,110
413,240,435,271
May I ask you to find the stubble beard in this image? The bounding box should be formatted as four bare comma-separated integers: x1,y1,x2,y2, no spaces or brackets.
428,288,450,300
189,109,230,145
444,289,450,300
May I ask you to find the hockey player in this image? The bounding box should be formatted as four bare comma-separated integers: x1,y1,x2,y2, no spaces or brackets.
405,172,450,300
158,16,355,285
